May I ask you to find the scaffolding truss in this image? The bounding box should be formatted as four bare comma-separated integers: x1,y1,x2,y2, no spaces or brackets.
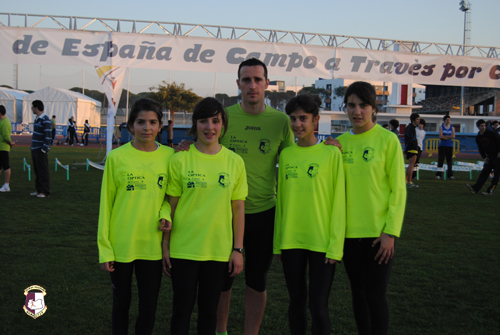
0,12,498,59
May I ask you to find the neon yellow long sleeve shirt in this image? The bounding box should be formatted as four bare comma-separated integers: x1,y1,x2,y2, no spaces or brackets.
337,125,406,238
274,143,346,261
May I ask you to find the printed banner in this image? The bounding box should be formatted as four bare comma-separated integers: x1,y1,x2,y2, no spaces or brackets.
94,65,126,155
95,65,126,109
1,26,499,88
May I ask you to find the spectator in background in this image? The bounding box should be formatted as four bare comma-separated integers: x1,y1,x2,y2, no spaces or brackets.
436,115,455,180
414,118,426,178
0,105,13,192
466,119,500,196
30,100,51,198
68,116,79,146
389,119,399,137
404,113,420,188
51,115,56,145
382,124,390,130
491,120,499,134
83,120,90,146
166,120,174,148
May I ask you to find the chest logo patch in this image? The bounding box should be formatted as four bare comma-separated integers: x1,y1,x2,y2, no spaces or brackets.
157,174,167,189
258,139,271,154
307,163,319,178
362,147,375,162
218,173,230,188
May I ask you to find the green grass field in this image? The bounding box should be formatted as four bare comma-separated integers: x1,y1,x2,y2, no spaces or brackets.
1,146,499,334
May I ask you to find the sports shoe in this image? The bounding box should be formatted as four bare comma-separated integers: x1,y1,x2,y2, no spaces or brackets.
407,183,419,188
435,176,441,180
37,193,50,198
482,190,494,196
465,184,476,195
0,184,10,192
30,191,39,196
449,176,456,180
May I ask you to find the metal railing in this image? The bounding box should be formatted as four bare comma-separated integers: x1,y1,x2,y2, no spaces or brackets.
1,12,498,58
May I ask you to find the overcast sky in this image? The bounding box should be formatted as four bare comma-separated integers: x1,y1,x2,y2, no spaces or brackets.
1,0,498,96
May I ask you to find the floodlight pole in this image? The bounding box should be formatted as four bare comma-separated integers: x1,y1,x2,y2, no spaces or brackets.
459,1,471,116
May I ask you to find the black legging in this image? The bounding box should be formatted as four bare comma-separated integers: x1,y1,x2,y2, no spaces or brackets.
170,259,228,335
109,260,162,335
281,249,336,335
343,238,394,335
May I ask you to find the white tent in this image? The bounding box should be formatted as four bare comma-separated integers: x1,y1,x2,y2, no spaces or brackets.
22,87,101,127
0,87,28,123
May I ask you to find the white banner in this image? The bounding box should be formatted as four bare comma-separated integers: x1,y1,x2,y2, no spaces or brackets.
1,26,499,88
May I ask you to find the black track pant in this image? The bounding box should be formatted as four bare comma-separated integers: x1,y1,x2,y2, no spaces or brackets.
472,157,500,193
281,249,336,335
109,260,162,335
343,238,394,335
436,146,453,177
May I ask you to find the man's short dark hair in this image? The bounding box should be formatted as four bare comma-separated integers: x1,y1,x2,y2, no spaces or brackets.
52,115,56,119
0,105,6,116
476,119,485,128
491,120,498,126
443,115,450,122
32,100,44,112
238,58,268,80
410,113,420,122
389,119,399,129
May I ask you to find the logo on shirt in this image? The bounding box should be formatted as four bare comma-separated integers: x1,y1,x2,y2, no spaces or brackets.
126,173,146,191
186,170,207,188
258,139,271,154
362,147,375,162
342,150,354,164
157,173,167,189
218,173,230,188
307,163,319,178
245,126,261,131
23,285,47,319
285,164,298,180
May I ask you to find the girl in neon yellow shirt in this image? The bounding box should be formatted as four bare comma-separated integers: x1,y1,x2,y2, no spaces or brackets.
162,97,247,335
274,94,346,335
97,98,175,334
337,82,406,335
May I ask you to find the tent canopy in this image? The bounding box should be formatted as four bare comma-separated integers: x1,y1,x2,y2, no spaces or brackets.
22,87,102,127
0,87,29,123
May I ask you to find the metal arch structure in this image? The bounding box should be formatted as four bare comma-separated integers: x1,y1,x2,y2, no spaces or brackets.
1,12,499,59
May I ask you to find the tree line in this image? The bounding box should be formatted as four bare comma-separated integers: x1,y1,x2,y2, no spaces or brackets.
2,82,346,122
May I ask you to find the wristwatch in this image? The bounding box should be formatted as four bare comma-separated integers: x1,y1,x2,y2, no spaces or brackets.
233,248,243,253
